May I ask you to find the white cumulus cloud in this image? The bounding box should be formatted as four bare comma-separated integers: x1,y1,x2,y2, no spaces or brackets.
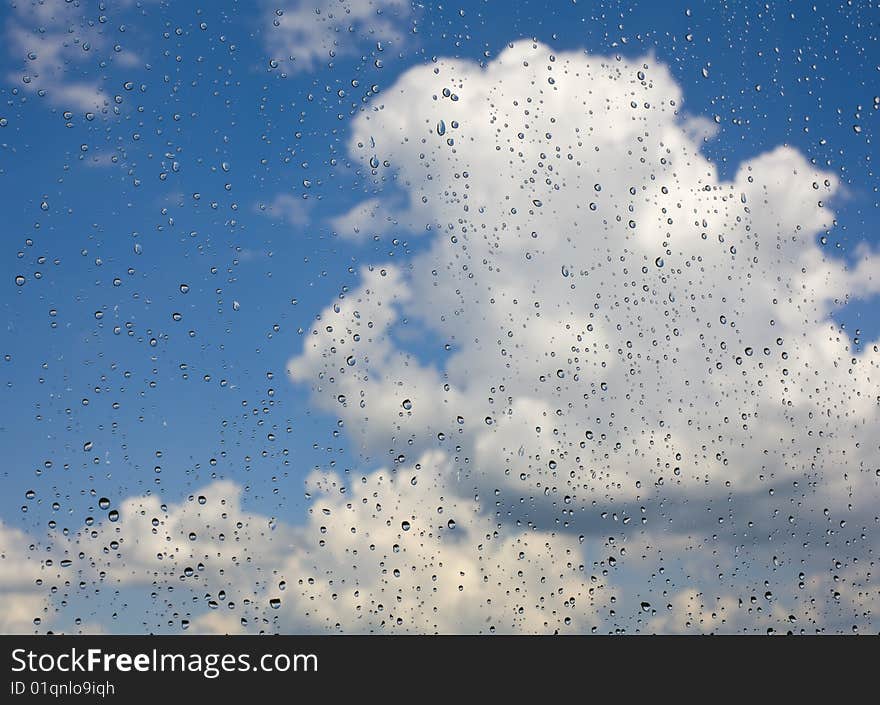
284,40,880,632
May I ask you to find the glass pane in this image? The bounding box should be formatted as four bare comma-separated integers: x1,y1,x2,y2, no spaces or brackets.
2,0,877,635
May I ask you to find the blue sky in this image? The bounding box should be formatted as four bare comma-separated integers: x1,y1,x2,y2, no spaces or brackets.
1,0,878,633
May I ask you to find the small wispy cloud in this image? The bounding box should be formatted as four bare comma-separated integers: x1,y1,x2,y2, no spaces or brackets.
81,151,119,168
5,4,107,111
328,196,431,241
255,193,310,226
263,0,411,73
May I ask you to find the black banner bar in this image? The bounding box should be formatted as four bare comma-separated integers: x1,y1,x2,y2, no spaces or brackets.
0,634,872,701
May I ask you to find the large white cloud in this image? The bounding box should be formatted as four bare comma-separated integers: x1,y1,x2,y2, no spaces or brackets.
284,41,880,632
291,41,880,504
